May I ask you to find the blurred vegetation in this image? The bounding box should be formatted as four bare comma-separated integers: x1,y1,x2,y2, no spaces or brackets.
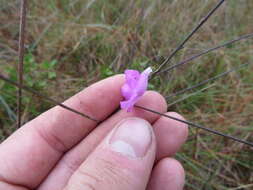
0,0,253,189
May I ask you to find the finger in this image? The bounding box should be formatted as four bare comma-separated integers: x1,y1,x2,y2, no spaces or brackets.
65,118,156,190
38,91,167,190
153,112,188,160
147,158,185,190
0,75,125,189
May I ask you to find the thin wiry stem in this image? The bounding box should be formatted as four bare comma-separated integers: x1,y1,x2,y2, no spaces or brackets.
157,33,253,75
17,0,27,128
135,105,253,147
0,74,98,122
1,74,252,147
166,63,250,99
151,0,226,76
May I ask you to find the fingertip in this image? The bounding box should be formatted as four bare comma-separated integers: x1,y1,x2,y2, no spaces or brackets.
160,112,188,137
167,112,188,128
153,112,188,159
147,158,185,190
145,91,167,113
167,112,189,143
160,158,185,180
133,91,167,123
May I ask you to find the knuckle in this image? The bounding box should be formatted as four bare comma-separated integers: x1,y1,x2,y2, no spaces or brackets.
77,157,132,189
97,157,132,186
67,156,135,189
35,125,67,153
74,169,100,190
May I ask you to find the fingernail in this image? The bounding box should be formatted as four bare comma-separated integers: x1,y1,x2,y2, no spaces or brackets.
109,118,152,158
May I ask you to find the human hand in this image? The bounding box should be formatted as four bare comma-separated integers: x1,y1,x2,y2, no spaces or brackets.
0,75,188,190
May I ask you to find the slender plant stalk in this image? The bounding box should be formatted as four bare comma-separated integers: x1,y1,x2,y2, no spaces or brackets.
0,74,98,122
157,33,253,75
166,63,250,99
152,0,226,76
135,105,253,147
17,0,27,128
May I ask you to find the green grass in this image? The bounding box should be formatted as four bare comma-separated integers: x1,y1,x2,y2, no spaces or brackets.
0,0,253,189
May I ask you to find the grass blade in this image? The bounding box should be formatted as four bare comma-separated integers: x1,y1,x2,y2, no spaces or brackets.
166,63,250,99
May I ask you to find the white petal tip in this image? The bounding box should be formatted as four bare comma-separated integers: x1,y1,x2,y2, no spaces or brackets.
143,67,153,75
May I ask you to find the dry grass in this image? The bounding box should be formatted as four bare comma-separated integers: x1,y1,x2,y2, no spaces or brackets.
0,0,253,189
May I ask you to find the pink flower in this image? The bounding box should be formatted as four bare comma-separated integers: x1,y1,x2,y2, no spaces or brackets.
120,67,152,112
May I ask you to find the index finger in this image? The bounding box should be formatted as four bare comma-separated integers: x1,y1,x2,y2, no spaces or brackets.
0,74,124,189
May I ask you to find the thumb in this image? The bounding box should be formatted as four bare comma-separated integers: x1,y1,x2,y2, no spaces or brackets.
65,117,156,190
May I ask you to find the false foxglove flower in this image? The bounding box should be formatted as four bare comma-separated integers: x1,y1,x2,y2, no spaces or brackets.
120,67,152,112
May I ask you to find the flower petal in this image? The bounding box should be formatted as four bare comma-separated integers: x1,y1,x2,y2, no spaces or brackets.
121,83,132,100
120,93,139,112
125,70,140,88
136,67,152,96
120,67,152,112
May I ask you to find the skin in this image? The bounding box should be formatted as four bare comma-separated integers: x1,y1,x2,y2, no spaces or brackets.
0,75,188,190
